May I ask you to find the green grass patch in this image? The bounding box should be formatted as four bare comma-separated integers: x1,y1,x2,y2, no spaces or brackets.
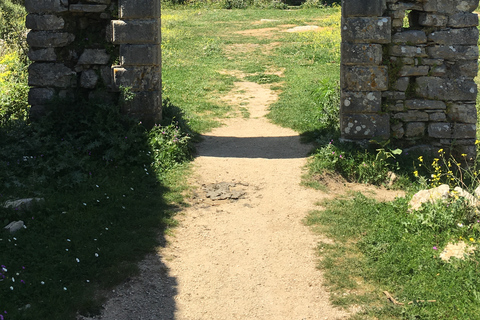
162,7,341,135
306,193,480,319
245,73,282,84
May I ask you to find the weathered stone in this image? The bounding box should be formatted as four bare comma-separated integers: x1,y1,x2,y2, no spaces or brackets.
120,45,161,66
429,64,446,77
394,111,429,122
386,101,405,112
342,66,388,91
342,17,391,44
4,198,45,211
428,28,479,45
392,30,427,44
28,48,56,62
392,125,405,138
341,91,382,113
69,4,108,12
121,91,162,127
25,0,67,13
398,65,429,77
28,63,75,88
4,221,24,234
429,112,447,122
418,13,448,26
393,77,409,91
25,14,64,30
416,77,477,101
423,0,479,14
427,45,478,60
341,43,382,65
342,114,390,139
110,20,160,45
392,18,404,28
429,123,476,139
447,60,478,78
408,184,450,212
28,88,55,105
421,58,444,66
405,122,426,137
86,0,111,4
429,122,452,138
382,91,406,100
448,12,479,27
113,66,161,91
119,0,160,19
453,187,479,207
405,99,446,110
390,45,427,57
474,184,480,199
453,123,476,139
80,70,99,89
447,103,477,124
27,31,74,48
78,49,110,65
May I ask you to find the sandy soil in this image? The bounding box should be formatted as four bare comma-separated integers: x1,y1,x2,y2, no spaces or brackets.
79,20,404,320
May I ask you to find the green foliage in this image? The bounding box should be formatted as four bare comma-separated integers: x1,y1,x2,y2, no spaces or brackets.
307,194,480,319
0,51,29,124
149,122,192,174
0,97,194,319
223,0,252,9
0,0,27,52
307,139,405,185
0,0,29,125
300,0,326,9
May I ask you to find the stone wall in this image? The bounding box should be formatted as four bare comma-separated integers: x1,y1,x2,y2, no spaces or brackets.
341,0,479,157
25,0,161,127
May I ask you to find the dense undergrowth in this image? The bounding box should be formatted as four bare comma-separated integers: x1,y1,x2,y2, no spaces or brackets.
0,2,194,319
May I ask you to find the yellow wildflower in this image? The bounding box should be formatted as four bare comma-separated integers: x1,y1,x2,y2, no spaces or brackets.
413,171,419,177
418,156,423,162
462,153,467,157
438,149,444,153
470,238,475,242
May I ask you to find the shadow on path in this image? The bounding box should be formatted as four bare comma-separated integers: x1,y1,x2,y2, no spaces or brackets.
197,135,312,159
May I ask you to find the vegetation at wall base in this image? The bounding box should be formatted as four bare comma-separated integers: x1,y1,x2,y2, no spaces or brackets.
0,96,195,319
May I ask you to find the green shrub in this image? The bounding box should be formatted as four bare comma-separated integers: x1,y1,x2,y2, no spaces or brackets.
0,0,27,54
0,51,29,124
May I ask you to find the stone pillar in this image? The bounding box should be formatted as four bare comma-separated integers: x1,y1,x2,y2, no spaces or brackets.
25,0,119,117
341,0,479,158
25,0,162,127
110,0,162,127
341,0,391,140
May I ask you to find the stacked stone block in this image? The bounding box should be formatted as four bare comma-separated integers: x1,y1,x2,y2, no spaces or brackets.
341,0,479,157
25,0,161,126
110,0,162,127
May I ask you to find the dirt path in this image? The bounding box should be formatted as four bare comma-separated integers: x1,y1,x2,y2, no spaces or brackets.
80,79,354,320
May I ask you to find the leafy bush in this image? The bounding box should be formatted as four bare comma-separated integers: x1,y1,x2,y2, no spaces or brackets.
0,98,194,195
0,51,29,124
300,0,326,8
0,0,27,54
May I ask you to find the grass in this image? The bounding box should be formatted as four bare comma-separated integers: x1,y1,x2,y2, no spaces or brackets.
162,7,341,134
306,192,480,319
3,4,480,319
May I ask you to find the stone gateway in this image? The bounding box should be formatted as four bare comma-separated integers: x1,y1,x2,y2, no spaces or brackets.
341,0,479,157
